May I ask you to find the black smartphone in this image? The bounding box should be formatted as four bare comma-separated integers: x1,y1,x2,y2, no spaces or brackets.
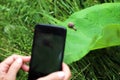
28,24,67,80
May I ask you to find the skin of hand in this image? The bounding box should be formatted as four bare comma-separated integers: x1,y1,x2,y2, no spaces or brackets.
0,54,71,80
0,54,30,80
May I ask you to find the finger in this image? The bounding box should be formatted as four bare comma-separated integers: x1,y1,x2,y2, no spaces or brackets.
21,63,29,72
0,54,30,66
37,71,65,80
7,58,23,79
0,54,30,74
0,55,16,73
62,63,71,80
14,55,31,72
21,56,31,72
20,56,31,62
13,55,31,62
1,55,16,66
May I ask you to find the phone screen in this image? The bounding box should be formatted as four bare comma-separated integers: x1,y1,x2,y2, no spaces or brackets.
28,24,66,80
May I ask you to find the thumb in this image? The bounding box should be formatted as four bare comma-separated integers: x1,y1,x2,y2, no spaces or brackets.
7,58,23,80
37,71,65,80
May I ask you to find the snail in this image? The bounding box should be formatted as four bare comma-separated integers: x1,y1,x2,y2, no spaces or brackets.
68,22,77,31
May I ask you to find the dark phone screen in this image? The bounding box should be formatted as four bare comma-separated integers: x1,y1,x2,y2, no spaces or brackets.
29,25,66,78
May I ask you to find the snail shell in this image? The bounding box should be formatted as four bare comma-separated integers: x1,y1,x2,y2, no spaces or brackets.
68,22,77,31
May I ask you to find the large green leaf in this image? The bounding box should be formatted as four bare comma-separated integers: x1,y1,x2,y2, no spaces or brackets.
60,3,120,64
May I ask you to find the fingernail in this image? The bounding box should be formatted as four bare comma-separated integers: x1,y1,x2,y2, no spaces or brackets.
58,72,65,79
16,58,22,63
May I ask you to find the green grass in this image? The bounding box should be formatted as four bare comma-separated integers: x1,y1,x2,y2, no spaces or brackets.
0,0,120,80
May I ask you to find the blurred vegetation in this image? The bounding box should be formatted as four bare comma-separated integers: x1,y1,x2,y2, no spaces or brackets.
0,0,120,80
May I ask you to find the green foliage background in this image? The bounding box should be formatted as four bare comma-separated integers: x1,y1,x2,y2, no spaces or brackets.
0,0,120,80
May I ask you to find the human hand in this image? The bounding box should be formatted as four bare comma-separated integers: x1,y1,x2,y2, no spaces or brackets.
0,54,71,80
37,63,71,80
0,54,30,80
